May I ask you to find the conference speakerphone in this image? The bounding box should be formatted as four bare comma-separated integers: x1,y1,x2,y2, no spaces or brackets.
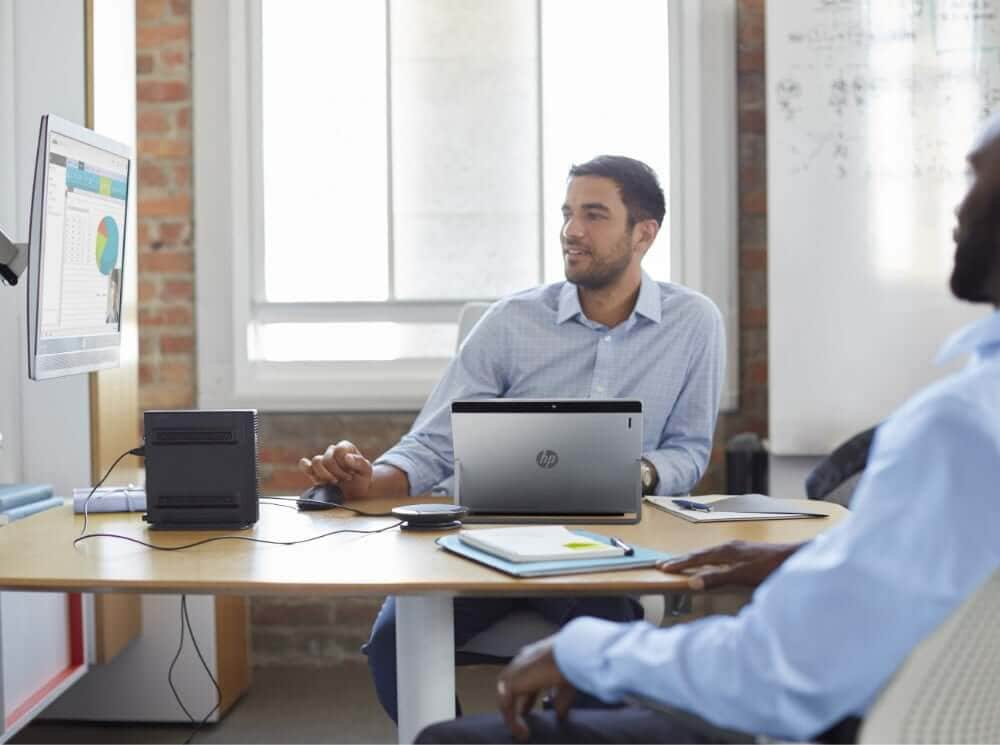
143,409,260,530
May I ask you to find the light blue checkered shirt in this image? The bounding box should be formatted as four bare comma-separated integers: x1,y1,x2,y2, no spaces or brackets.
376,271,725,496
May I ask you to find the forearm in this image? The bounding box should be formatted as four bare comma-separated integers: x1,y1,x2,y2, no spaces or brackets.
644,442,708,495
357,464,410,501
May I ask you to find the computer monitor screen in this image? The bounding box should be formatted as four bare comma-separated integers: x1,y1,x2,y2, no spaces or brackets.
26,115,132,380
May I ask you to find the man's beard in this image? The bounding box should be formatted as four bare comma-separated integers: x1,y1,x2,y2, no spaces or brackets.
950,229,997,302
563,236,633,290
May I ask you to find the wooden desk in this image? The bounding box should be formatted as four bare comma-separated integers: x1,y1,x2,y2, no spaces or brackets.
0,499,847,742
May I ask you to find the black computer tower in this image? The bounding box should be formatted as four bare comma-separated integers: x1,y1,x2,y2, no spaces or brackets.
143,409,260,530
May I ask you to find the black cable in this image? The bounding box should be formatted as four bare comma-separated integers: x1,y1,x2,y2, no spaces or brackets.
181,594,221,745
258,499,299,510
74,519,404,551
264,495,396,517
79,446,145,539
167,596,196,723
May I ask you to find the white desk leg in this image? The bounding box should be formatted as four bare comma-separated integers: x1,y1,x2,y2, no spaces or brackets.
396,594,455,744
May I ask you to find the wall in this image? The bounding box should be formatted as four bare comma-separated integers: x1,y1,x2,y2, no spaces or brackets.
135,0,768,666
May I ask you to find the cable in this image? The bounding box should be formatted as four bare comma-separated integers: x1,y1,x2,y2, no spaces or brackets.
181,595,221,745
264,495,396,517
79,446,145,539
74,519,404,551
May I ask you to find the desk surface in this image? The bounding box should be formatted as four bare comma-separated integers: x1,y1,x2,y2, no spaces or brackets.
0,498,847,596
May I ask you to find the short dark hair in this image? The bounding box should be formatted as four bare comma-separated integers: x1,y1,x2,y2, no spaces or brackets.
568,155,666,227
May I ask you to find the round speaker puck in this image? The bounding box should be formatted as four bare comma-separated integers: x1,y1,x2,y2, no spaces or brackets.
391,503,468,531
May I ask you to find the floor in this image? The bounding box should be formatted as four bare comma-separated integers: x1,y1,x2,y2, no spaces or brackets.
12,662,501,744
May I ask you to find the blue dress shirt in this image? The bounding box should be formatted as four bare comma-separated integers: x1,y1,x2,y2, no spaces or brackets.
376,271,724,497
554,309,1000,741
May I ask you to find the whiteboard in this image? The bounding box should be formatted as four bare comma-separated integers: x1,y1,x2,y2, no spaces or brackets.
767,0,995,455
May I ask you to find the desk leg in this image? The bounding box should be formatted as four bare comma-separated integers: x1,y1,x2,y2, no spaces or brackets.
395,594,455,744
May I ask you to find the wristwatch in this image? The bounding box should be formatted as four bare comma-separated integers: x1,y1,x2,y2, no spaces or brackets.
639,458,659,495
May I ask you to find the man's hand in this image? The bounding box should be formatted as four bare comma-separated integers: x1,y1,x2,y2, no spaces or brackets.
496,636,576,742
657,540,806,590
298,440,373,500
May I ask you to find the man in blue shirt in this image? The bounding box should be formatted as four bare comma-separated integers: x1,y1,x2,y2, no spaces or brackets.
412,125,1000,742
298,156,725,722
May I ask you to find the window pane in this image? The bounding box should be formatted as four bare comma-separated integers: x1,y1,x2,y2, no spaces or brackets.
540,0,671,285
255,322,457,361
261,1,389,302
390,0,540,300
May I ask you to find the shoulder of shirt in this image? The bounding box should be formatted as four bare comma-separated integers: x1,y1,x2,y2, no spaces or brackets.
655,281,723,323
483,282,568,318
879,360,1000,447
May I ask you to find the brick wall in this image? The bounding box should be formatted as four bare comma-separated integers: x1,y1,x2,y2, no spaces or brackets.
136,0,767,666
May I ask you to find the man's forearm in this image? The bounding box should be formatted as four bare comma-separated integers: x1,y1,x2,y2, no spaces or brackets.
365,463,411,500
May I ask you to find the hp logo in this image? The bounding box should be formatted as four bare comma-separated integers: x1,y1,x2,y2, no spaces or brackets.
536,450,559,469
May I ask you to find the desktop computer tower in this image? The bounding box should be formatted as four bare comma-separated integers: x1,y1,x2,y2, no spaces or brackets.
143,409,260,530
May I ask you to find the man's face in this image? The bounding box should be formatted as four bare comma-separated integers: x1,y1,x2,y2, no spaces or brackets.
560,176,642,290
952,140,1000,302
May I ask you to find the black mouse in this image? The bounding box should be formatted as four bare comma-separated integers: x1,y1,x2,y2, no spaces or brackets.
297,483,344,511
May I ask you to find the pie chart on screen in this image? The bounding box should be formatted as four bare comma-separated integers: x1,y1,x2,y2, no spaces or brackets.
95,216,119,275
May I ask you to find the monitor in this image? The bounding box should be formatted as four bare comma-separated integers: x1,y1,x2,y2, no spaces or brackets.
25,114,132,380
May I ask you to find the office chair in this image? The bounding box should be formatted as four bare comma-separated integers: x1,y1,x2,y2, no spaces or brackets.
804,426,878,508
448,302,669,662
858,568,1000,743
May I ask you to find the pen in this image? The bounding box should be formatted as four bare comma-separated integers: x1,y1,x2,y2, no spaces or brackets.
609,536,634,556
671,498,712,512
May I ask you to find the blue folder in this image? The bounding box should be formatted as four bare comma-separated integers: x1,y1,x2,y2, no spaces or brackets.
436,530,673,578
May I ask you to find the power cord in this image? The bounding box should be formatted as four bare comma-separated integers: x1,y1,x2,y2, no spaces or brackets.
169,595,221,745
78,445,145,539
264,495,396,517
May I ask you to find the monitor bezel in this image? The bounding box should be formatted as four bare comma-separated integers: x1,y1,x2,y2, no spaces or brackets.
26,114,133,381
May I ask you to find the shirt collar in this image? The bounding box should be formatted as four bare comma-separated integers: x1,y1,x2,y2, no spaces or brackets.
935,309,1000,364
556,271,662,326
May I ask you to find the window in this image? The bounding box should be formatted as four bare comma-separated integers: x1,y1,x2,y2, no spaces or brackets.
194,0,738,411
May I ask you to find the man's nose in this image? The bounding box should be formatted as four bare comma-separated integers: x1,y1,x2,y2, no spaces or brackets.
562,216,584,239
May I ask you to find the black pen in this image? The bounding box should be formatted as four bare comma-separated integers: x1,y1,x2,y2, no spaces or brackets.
671,498,712,512
609,536,634,556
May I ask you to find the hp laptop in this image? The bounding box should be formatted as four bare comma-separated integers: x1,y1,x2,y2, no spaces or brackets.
451,399,643,524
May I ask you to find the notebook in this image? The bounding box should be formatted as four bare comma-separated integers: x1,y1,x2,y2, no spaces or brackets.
451,399,643,524
438,530,670,578
457,526,625,563
645,494,829,523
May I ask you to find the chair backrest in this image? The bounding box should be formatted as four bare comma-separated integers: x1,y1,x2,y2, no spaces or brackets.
456,301,491,350
804,426,877,507
859,569,1000,743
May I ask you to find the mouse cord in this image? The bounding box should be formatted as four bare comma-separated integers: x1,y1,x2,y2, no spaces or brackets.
167,594,221,745
264,495,396,517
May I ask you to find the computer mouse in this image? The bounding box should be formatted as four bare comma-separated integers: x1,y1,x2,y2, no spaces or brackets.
297,483,344,511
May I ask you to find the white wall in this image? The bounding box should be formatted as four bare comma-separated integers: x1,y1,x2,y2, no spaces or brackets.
0,0,91,494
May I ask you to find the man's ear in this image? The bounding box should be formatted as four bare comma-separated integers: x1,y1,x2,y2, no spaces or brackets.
633,219,659,257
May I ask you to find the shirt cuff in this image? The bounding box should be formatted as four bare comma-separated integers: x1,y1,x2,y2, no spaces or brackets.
373,451,433,496
552,617,630,703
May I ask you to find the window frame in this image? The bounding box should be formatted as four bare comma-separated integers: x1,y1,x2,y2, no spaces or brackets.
193,0,738,412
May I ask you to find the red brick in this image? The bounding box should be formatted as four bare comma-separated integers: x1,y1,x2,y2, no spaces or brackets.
140,384,195,410
137,0,168,22
138,110,170,133
138,362,155,385
136,23,189,48
261,468,313,494
138,137,191,159
137,80,189,103
139,195,192,218
742,189,767,215
171,0,191,16
137,279,158,303
161,48,189,70
175,107,191,130
252,601,332,627
136,53,155,76
139,305,193,327
144,251,193,273
172,163,192,191
158,361,193,385
158,221,189,245
162,279,193,301
160,334,195,354
741,248,766,272
139,163,168,188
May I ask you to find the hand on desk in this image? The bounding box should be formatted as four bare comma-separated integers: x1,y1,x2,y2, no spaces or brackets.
496,636,575,742
298,440,373,500
657,540,807,590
